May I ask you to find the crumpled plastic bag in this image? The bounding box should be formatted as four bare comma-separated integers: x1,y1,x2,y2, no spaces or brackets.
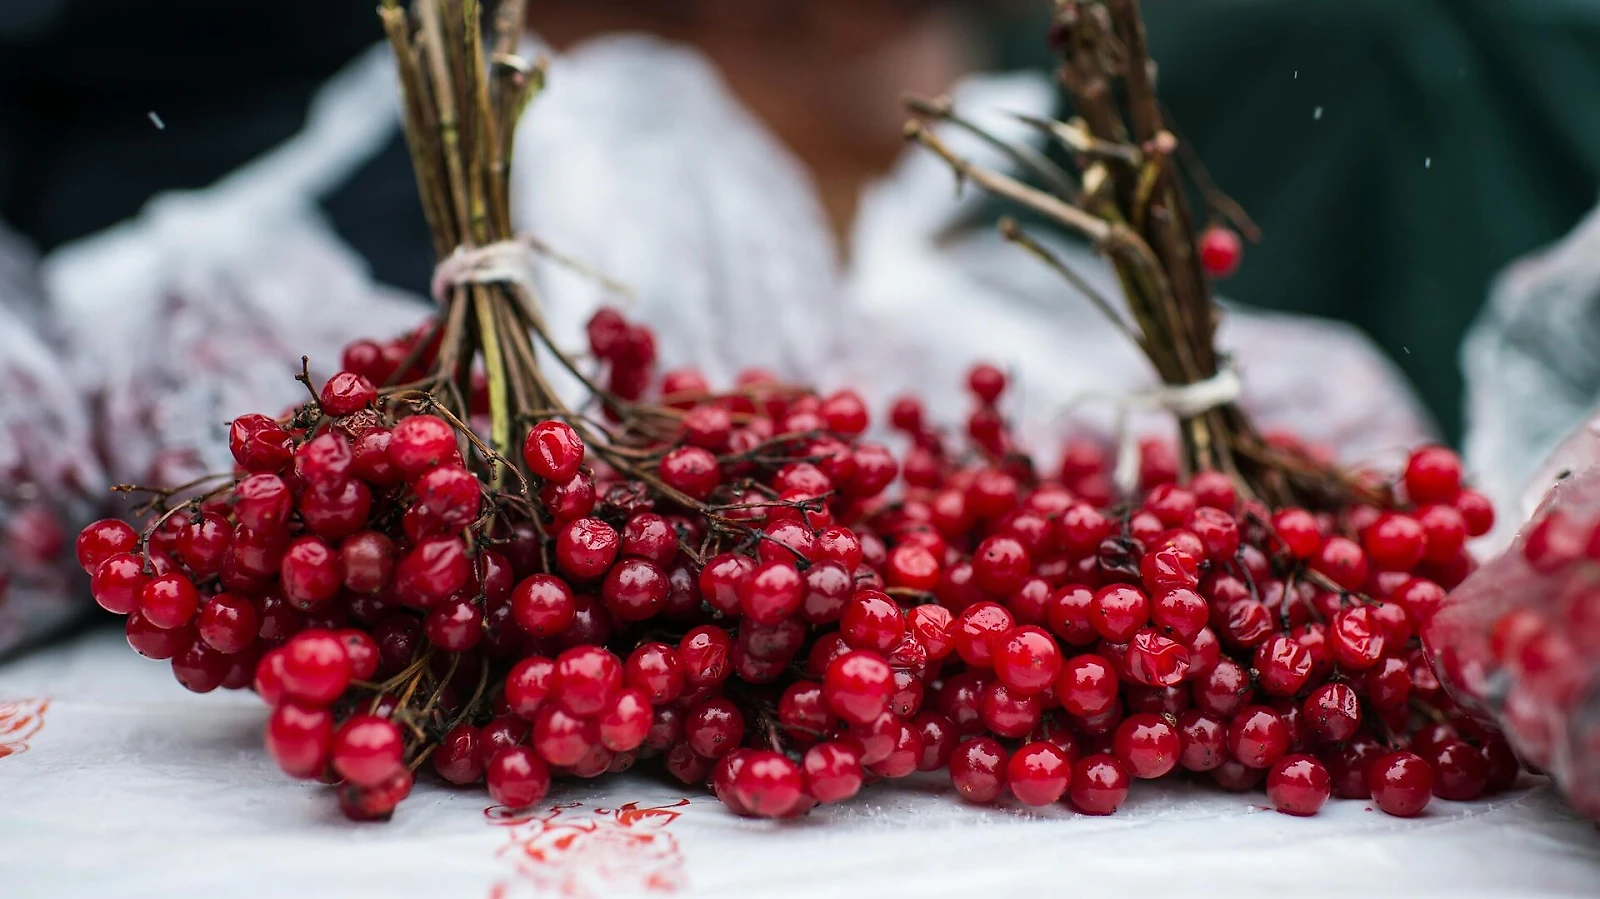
0,224,104,657
1426,431,1600,819
514,34,1435,469
1462,199,1600,550
40,44,426,491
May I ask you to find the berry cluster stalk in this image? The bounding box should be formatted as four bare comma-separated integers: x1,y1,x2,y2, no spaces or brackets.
905,0,1382,511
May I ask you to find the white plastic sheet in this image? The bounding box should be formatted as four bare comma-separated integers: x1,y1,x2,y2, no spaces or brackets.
0,225,103,656
2,629,1598,899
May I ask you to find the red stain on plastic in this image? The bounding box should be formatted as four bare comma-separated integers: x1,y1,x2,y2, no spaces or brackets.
487,799,690,898
0,698,48,759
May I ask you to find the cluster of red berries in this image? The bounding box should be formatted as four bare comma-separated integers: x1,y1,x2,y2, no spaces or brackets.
1427,468,1600,818
75,308,1518,822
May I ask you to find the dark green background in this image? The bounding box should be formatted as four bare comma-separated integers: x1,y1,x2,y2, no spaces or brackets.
996,0,1600,441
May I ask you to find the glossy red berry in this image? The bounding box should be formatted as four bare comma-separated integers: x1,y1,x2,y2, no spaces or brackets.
1112,713,1180,779
333,715,404,787
554,518,620,581
1404,446,1463,504
266,701,333,779
140,573,199,630
949,736,1008,803
487,746,552,809
659,446,721,500
804,741,864,804
1367,751,1434,817
76,519,137,574
992,625,1062,695
1008,741,1072,806
824,650,894,726
966,363,1007,403
1364,513,1426,571
320,371,377,416
523,420,585,483
1226,706,1290,769
279,630,352,706
1068,754,1131,815
1267,754,1331,816
553,645,623,717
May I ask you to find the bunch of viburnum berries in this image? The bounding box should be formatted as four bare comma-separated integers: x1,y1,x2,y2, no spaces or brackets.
71,302,1518,822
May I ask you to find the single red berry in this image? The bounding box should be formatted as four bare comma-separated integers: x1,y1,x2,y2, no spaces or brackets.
1270,508,1322,559
1330,606,1385,670
1198,225,1242,278
1068,754,1131,815
1367,751,1434,817
332,715,404,787
992,625,1063,695
554,645,623,717
281,536,342,607
432,724,483,785
487,746,551,809
1254,635,1313,696
424,596,482,652
659,446,721,500
504,656,555,720
685,697,746,759
966,363,1007,403
1431,740,1490,801
140,573,199,629
532,705,598,767
197,593,259,654
598,688,653,752
953,601,1014,667
229,414,293,472
841,590,905,653
950,736,1008,803
739,560,804,626
1363,512,1426,571
824,650,894,726
602,557,669,622
266,700,333,779
1404,446,1463,504
1455,489,1495,538
1417,503,1467,564
91,553,148,615
279,629,353,706
523,420,586,483
75,519,138,574
1112,712,1180,779
678,625,733,687
1177,710,1226,772
1058,654,1118,718
1225,705,1290,769
1008,741,1072,806
1267,754,1331,816
554,518,620,581
388,414,457,478
804,741,864,804
972,535,1031,595
1092,584,1150,643
1303,682,1362,743
1126,628,1191,687
1312,537,1368,592
885,544,940,592
510,574,575,638
319,371,377,416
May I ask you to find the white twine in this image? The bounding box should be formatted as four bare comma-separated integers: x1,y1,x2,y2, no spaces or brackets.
430,234,633,305
1065,364,1243,496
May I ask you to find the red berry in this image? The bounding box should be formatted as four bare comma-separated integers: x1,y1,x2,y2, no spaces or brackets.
993,625,1062,695
1068,754,1131,815
266,701,333,778
279,630,352,706
1225,705,1290,769
504,656,555,719
197,593,259,654
1455,489,1495,537
91,553,149,615
602,557,669,622
523,420,585,483
423,596,482,652
388,414,457,478
1198,225,1242,278
333,715,404,787
1312,537,1368,592
1271,508,1323,559
140,573,199,630
972,535,1030,594
954,602,1014,667
487,746,551,809
598,688,653,752
1113,712,1180,779
1404,446,1463,504
885,544,940,592
1267,754,1331,816
1367,751,1434,817
1254,635,1313,696
1364,512,1426,571
76,519,137,574
678,625,733,687
739,561,804,626
229,414,293,472
658,446,721,500
1126,628,1191,687
553,645,622,717
319,371,377,416
966,363,1007,403
1092,585,1149,643
841,590,905,653
823,650,893,726
1417,503,1467,564
950,736,1008,803
281,537,342,607
1330,606,1385,670
1008,741,1072,806
1177,710,1226,772
685,697,745,759
804,741,864,804
1303,682,1362,743
554,518,620,581
1058,654,1118,718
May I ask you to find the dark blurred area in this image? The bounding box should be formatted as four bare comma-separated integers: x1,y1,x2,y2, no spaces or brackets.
3,0,1597,441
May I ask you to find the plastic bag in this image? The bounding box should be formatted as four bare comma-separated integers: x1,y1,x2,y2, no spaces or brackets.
515,34,1434,469
1462,200,1600,550
0,224,105,657
1427,440,1600,819
40,45,426,491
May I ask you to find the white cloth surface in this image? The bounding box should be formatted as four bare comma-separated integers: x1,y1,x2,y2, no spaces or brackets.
2,629,1598,899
